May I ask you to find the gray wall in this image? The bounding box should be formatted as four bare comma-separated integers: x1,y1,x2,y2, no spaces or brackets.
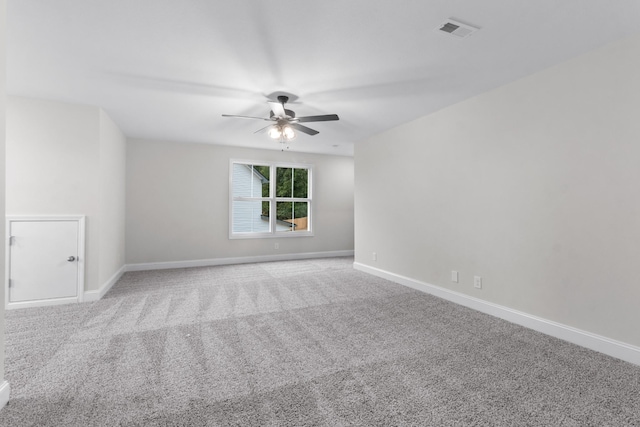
6,96,126,292
126,139,354,264
355,33,640,347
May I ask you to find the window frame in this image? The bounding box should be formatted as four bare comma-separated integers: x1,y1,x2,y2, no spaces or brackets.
229,159,314,239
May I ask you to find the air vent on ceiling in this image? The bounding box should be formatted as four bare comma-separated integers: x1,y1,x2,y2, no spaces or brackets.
437,19,479,38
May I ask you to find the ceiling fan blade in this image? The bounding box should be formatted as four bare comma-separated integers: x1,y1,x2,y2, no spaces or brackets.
268,101,286,118
290,123,319,136
296,114,339,123
222,114,271,121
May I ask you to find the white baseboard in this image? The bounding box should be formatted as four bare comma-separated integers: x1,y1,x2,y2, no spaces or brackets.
6,296,78,310
84,265,126,302
353,262,640,367
125,250,355,272
0,380,10,411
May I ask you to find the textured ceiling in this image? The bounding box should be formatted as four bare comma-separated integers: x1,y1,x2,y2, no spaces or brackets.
7,1,640,156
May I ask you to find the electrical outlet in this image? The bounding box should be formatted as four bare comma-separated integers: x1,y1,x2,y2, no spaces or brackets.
474,276,482,289
372,252,377,261
451,271,458,283
274,243,279,250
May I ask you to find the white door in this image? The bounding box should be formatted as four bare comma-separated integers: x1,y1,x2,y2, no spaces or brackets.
8,219,82,303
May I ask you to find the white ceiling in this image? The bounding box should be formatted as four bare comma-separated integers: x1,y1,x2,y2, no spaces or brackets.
7,1,640,156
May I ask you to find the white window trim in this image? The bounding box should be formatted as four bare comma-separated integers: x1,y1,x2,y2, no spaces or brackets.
229,159,314,239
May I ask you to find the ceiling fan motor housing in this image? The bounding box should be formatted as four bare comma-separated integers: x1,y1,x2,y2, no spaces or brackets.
270,109,296,119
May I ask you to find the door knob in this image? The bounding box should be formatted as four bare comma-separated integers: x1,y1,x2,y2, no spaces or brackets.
67,256,76,262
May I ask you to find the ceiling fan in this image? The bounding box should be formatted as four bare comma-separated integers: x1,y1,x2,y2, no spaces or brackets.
222,95,339,143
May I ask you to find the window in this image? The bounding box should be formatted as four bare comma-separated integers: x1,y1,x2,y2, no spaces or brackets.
230,160,312,238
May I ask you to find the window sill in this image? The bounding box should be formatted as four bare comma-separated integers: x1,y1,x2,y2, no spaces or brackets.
229,232,314,240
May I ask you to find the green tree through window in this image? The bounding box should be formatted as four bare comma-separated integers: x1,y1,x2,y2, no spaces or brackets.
275,167,308,221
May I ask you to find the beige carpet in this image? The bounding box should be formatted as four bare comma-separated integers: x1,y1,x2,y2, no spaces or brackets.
0,257,639,426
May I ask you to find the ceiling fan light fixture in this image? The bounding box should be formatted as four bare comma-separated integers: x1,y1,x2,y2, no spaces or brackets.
282,125,295,140
268,126,282,139
269,125,296,141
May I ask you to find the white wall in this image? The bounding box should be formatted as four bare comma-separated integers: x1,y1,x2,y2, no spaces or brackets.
6,97,101,291
355,33,640,348
99,110,126,286
126,139,354,264
0,0,8,406
6,96,126,292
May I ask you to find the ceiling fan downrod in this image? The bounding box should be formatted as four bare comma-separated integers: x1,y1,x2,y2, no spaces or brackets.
277,95,289,107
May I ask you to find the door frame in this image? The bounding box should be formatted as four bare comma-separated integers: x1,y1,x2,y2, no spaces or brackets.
5,215,86,309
